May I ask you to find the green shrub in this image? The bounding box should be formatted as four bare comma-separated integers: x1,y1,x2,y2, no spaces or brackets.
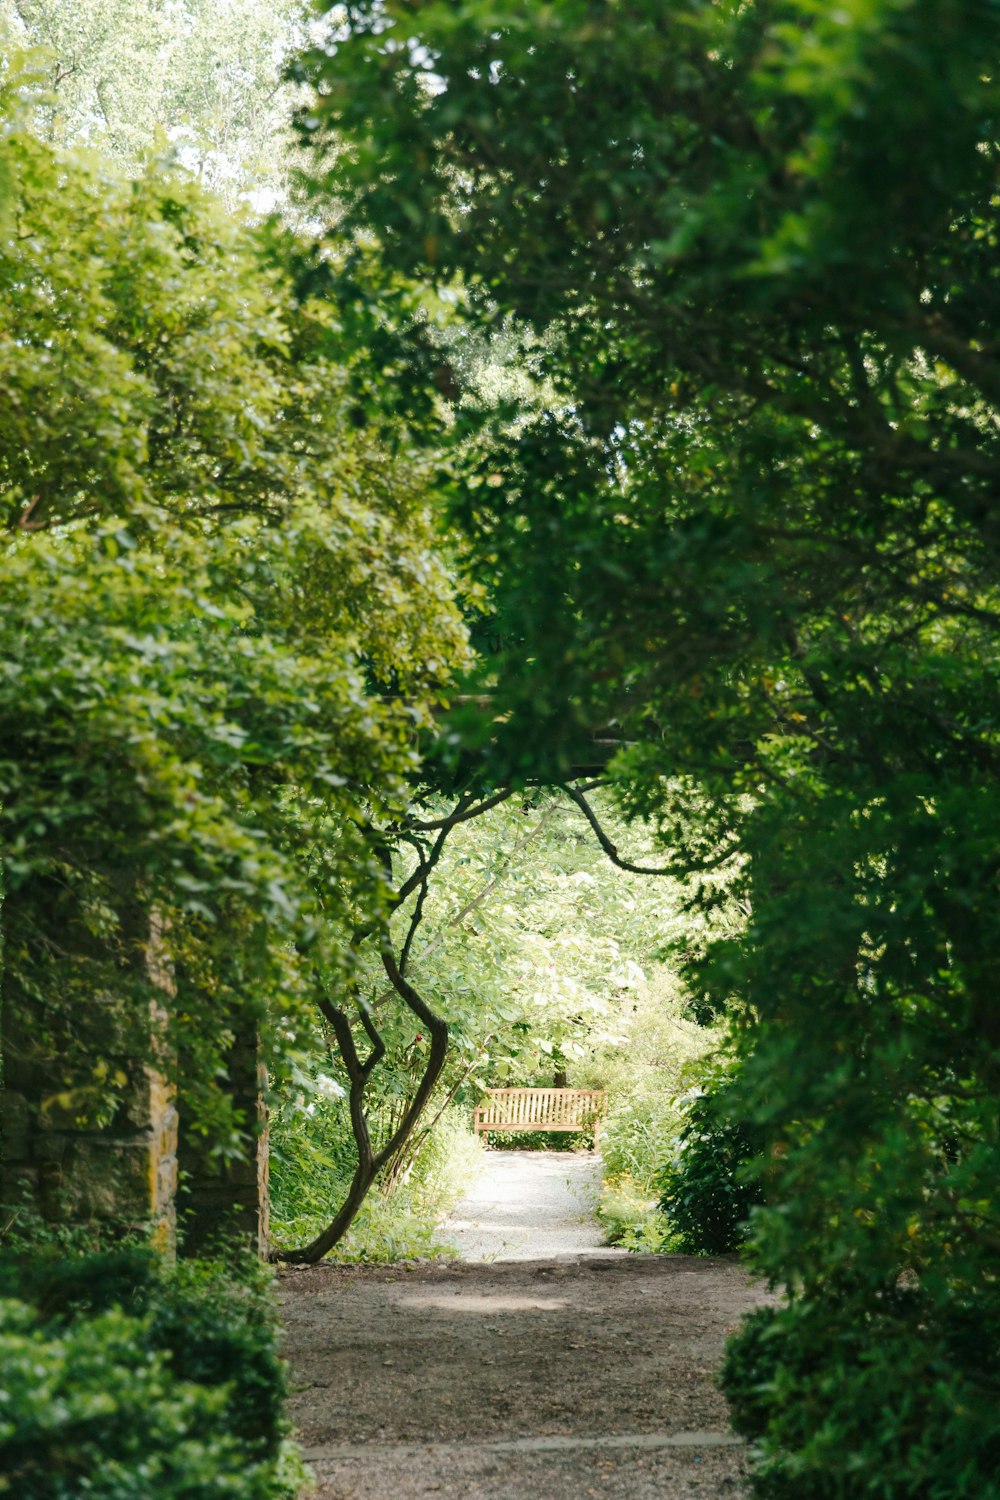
656,1075,765,1254
476,1129,593,1152
592,982,718,1253
0,1247,300,1500
0,1244,160,1321
597,1174,667,1252
271,1092,482,1260
722,1283,1000,1500
0,1298,243,1500
147,1259,289,1468
600,1090,685,1189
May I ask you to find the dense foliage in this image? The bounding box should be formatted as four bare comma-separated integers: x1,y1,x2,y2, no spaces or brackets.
0,1245,297,1499
722,1291,1000,1500
0,40,469,1147
294,1,1000,1492
4,2,999,1491
0,27,475,1497
656,1067,766,1256
0,0,311,209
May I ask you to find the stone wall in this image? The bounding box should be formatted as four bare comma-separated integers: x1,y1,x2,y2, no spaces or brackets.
177,1030,270,1258
1,1004,178,1245
1,888,270,1255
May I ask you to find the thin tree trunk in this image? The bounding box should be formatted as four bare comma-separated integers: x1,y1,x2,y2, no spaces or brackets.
272,948,448,1264
382,1032,497,1196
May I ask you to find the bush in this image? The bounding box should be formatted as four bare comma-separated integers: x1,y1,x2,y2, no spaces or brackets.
656,1073,765,1254
722,1283,1000,1500
597,1174,667,1252
271,1093,482,1260
599,1090,686,1188
0,1246,300,1500
476,1129,593,1152
147,1259,290,1469
590,977,718,1252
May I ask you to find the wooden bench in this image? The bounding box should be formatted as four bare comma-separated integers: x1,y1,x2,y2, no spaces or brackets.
473,1088,606,1148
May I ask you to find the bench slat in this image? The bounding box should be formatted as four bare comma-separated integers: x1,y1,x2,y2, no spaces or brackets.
473,1087,606,1143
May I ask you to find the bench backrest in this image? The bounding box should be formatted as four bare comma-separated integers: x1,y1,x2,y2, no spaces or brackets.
473,1087,606,1137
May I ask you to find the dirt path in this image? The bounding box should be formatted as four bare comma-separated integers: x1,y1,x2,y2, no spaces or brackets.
279,1153,770,1499
433,1148,622,1260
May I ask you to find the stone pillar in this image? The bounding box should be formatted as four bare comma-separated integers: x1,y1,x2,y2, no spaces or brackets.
0,1058,178,1246
0,884,178,1246
177,1028,270,1259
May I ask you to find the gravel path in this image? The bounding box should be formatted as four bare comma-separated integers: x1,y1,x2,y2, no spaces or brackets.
280,1151,770,1499
433,1148,623,1260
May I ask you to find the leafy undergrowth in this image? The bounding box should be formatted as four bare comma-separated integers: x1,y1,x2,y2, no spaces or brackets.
0,1234,305,1500
318,1199,458,1265
655,1065,766,1256
477,1130,597,1151
723,1288,1000,1500
588,974,720,1253
597,1173,669,1252
271,1106,483,1262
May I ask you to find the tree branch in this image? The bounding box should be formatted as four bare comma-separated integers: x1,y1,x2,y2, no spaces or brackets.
369,943,449,1180
272,939,450,1263
562,782,675,875
399,785,517,832
388,792,476,914
398,820,453,974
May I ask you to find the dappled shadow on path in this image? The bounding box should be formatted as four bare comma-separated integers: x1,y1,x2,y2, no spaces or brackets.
280,1252,771,1499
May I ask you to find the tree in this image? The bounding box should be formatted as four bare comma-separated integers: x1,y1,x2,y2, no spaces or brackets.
0,43,470,1234
0,0,314,209
270,779,724,1259
292,3,1000,1494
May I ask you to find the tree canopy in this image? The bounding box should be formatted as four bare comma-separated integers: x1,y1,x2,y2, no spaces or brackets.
0,0,313,207
292,3,1000,1493
2,4,999,1493
0,41,470,1146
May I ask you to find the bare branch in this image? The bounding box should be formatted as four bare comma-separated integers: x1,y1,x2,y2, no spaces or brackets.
384,1032,498,1193
357,1001,386,1078
369,945,449,1176
562,783,675,875
399,866,432,976
315,994,361,1078
388,791,476,914
563,781,742,877
363,799,563,1015
415,800,562,965
399,785,517,832
398,815,454,972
